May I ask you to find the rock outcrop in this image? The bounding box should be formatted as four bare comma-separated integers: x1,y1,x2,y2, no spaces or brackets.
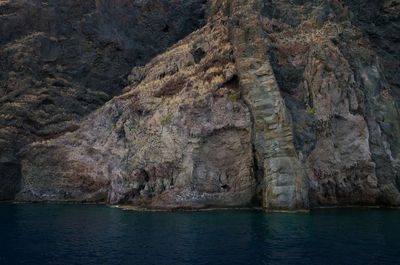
17,13,256,208
0,0,207,200
1,0,399,210
261,0,400,207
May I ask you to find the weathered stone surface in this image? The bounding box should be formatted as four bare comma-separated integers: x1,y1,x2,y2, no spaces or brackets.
2,0,400,210
17,14,257,208
263,0,400,206
229,0,309,210
0,0,207,200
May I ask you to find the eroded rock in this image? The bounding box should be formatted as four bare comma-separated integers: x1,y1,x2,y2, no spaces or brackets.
2,0,400,210
0,0,207,200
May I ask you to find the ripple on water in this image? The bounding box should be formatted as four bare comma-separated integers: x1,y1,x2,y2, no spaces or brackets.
0,204,399,265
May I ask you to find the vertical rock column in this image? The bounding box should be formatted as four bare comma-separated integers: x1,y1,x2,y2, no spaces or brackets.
228,0,309,210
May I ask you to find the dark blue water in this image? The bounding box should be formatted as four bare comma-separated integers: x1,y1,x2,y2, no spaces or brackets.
0,204,399,265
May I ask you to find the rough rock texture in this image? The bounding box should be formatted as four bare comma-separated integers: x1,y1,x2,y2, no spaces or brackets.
229,0,309,210
346,0,400,106
1,0,400,210
17,14,256,208
0,0,207,200
261,0,400,207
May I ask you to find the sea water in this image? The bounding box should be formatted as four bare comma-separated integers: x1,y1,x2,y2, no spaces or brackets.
0,204,399,264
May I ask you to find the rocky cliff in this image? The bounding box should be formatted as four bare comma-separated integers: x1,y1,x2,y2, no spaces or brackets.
0,0,206,200
1,0,399,210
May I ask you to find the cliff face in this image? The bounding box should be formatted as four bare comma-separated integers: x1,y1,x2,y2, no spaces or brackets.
0,0,206,200
261,0,400,207
17,13,257,208
1,0,399,210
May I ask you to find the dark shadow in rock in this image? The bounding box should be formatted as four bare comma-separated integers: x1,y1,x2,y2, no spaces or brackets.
0,162,21,201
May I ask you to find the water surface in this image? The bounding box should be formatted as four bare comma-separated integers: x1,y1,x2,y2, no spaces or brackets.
0,204,399,264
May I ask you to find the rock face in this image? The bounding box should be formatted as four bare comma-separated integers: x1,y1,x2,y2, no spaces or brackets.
17,14,256,208
229,0,309,210
261,0,400,207
0,0,207,200
1,0,399,210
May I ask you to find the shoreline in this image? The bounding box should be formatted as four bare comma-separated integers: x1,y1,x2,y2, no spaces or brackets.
2,201,400,212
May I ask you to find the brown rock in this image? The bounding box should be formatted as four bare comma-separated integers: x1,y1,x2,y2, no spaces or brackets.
2,0,400,210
